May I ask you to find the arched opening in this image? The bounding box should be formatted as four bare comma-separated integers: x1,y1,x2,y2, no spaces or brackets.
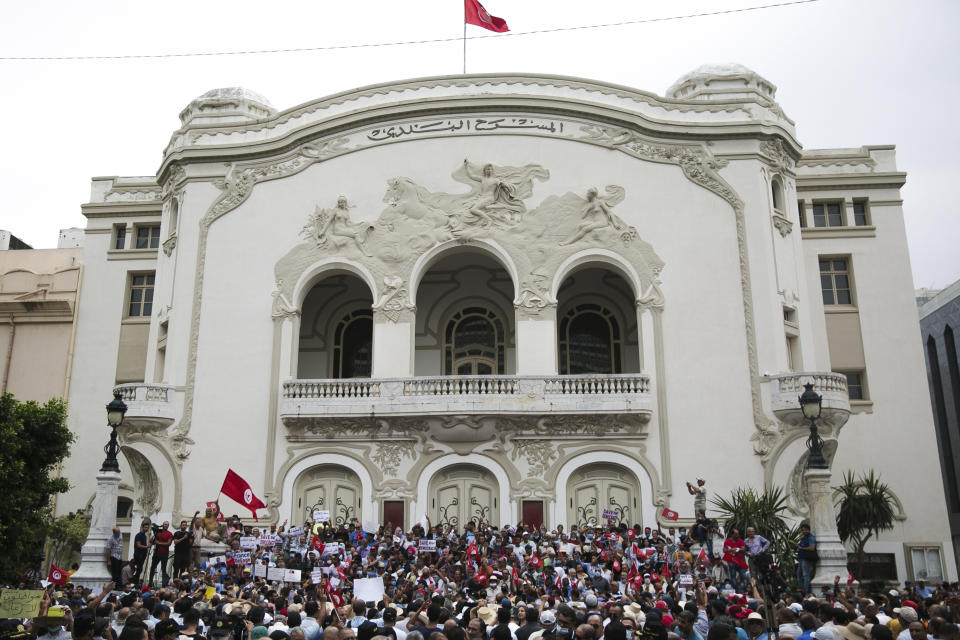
294,465,363,526
771,176,784,212
429,464,499,530
555,267,639,374
566,462,640,528
298,274,374,378
414,251,515,375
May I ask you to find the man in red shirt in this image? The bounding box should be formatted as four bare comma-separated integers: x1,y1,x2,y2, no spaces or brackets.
722,528,748,594
149,520,174,587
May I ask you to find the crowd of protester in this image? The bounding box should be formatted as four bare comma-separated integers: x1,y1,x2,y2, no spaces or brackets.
3,510,960,640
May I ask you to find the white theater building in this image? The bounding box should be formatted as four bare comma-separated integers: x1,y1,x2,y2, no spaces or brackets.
59,64,956,582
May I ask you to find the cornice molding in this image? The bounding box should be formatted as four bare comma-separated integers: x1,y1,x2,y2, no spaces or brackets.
796,172,907,190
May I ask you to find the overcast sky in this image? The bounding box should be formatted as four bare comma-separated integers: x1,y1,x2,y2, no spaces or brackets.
2,0,958,289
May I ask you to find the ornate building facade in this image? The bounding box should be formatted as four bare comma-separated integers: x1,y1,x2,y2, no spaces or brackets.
59,65,956,582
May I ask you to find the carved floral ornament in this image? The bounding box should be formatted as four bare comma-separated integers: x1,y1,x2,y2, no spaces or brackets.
275,159,664,323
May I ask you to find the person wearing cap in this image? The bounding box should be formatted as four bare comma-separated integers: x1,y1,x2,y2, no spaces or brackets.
208,619,233,640
893,608,919,640
744,613,771,640
527,610,556,640
156,620,182,640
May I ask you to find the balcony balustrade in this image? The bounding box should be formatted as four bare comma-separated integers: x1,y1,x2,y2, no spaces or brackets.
280,373,652,422
112,383,179,431
766,371,851,429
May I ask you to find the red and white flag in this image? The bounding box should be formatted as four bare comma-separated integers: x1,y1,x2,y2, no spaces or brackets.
661,507,679,521
311,537,325,553
220,469,266,520
206,500,224,522
697,547,709,564
464,0,509,32
529,553,542,568
48,564,68,586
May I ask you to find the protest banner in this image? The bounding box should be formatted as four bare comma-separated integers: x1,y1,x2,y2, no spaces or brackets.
259,534,275,548
208,555,226,566
233,551,252,565
313,510,330,523
253,564,267,578
602,508,618,521
353,578,385,603
418,539,437,552
283,569,302,582
287,526,304,537
267,567,285,581
311,569,324,585
239,536,258,549
0,590,44,619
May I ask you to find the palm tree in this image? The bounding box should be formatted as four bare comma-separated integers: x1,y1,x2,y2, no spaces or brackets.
712,486,801,585
834,470,896,578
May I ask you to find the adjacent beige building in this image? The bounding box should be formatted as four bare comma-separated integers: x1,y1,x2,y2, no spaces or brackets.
57,65,955,582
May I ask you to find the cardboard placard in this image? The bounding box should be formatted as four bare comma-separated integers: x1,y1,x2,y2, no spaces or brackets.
267,567,285,581
314,510,330,523
0,589,44,619
602,509,618,521
239,536,258,549
208,555,226,566
254,564,268,578
353,577,385,603
234,552,252,565
259,535,275,548
204,586,216,600
287,526,304,538
283,569,302,583
418,539,437,552
679,574,694,586
311,569,324,584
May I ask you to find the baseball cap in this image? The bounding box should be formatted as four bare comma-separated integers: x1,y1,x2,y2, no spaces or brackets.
541,611,557,625
155,620,181,639
208,619,233,637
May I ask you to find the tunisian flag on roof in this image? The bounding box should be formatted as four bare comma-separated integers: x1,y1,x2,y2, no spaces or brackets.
220,469,266,519
465,0,509,32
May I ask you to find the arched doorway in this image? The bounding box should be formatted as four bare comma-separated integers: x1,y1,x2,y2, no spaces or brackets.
566,463,639,528
429,465,499,530
298,274,373,378
294,465,363,526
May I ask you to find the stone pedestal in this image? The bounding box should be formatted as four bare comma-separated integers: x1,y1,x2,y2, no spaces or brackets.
804,467,849,590
71,471,121,589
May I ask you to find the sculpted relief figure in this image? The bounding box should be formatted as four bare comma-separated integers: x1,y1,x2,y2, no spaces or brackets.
301,196,375,257
560,186,627,246
455,159,549,227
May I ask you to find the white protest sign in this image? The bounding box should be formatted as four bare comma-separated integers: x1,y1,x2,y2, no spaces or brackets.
239,536,258,549
283,569,302,583
419,539,437,552
288,526,304,538
259,534,275,548
254,564,267,578
602,509,618,521
234,552,252,565
353,577,385,603
313,510,330,523
311,569,324,584
679,574,694,586
363,521,378,534
323,542,342,556
329,576,341,589
267,567,285,581
208,555,226,566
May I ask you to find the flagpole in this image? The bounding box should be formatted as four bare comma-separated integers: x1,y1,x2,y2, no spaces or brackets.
463,7,467,74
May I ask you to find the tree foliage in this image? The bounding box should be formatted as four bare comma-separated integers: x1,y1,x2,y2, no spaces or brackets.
711,486,801,586
0,393,75,581
47,510,90,569
834,469,896,578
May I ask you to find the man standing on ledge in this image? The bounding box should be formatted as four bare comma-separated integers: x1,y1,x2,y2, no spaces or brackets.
149,521,173,587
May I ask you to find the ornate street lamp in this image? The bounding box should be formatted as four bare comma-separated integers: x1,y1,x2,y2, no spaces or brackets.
799,382,828,469
101,392,127,472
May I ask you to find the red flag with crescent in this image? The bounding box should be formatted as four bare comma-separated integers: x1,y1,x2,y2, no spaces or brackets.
48,564,67,586
220,469,266,520
464,0,509,32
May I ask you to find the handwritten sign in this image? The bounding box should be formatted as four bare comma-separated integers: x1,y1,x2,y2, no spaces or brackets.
418,539,437,552
208,555,226,566
311,569,324,584
0,589,44,618
679,574,694,586
267,567,285,582
283,569,302,583
234,552,252,565
239,536,258,549
313,510,330,523
259,535,275,548
287,526,304,538
602,509,618,521
253,564,267,578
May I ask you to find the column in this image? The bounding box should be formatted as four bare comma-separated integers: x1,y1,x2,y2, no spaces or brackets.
515,305,558,375
71,471,121,589
372,309,415,377
805,466,850,588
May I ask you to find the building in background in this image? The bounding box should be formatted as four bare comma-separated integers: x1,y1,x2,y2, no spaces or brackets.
0,230,33,251
57,65,955,582
919,278,960,577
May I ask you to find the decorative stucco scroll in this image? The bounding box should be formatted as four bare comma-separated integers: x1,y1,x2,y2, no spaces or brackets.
121,446,161,516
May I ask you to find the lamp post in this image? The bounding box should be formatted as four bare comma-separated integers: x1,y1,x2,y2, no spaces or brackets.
796,380,848,590
70,392,127,588
799,382,828,469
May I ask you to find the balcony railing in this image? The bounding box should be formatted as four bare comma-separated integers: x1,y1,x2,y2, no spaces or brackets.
765,371,851,428
113,383,179,431
280,373,652,421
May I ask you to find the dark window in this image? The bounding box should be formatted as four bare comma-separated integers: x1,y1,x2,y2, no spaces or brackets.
853,201,869,226
820,258,852,305
928,335,960,510
559,303,622,375
444,307,505,375
136,225,161,249
117,497,133,519
843,372,865,400
813,202,843,227
128,273,155,317
114,226,126,250
332,309,372,378
847,552,897,582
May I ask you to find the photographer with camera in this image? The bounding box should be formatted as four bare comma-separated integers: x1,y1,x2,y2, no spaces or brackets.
133,521,151,584
148,520,174,587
